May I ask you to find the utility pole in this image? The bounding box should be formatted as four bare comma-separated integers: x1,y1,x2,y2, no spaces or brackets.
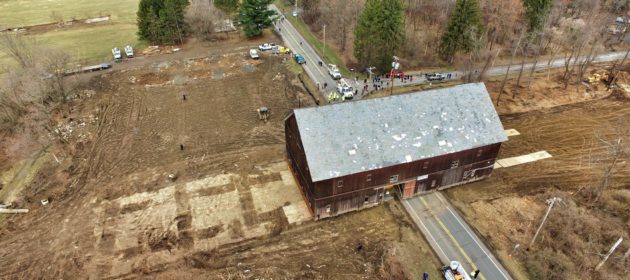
322,24,326,60
529,197,561,247
595,237,623,271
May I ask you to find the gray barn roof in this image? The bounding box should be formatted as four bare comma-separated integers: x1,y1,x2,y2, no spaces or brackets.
293,83,508,182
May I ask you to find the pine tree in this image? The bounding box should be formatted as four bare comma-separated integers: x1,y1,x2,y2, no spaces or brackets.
439,0,484,62
137,0,189,44
239,0,276,38
354,0,405,73
214,0,239,15
523,0,553,36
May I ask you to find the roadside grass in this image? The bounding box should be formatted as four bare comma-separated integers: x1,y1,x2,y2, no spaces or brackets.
284,57,322,104
273,0,351,77
0,0,141,67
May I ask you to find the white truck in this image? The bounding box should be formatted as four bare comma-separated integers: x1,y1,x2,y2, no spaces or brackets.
258,43,276,51
336,78,354,100
124,45,134,58
328,64,342,80
249,49,260,59
112,47,122,61
442,261,479,280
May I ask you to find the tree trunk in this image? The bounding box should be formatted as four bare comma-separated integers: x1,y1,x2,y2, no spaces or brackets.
498,30,525,105
513,56,526,98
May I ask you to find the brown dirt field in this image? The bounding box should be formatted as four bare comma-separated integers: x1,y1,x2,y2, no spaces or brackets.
0,44,440,279
446,96,630,279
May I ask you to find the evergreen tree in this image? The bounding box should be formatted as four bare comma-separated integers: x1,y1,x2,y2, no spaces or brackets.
354,0,405,73
137,0,189,44
439,0,484,62
239,0,276,38
523,0,553,36
215,0,240,15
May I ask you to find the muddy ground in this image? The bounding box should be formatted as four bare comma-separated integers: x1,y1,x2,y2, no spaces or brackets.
0,45,440,279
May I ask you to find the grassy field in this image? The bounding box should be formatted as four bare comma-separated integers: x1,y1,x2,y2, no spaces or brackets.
0,0,141,67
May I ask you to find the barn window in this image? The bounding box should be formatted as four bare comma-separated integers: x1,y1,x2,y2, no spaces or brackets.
423,161,429,169
389,175,399,183
337,180,343,187
476,149,483,157
366,174,372,182
364,196,369,203
451,160,459,169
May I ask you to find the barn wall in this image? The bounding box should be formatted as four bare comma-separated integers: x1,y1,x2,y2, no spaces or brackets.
284,114,315,209
311,143,502,219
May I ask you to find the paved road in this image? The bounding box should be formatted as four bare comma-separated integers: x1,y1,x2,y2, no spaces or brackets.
272,5,628,101
270,5,336,101
402,192,513,280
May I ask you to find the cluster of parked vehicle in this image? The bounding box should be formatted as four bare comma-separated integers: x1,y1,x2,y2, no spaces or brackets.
112,45,134,61
250,43,292,59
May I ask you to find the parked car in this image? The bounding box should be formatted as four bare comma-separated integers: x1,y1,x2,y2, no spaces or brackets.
426,73,445,81
258,43,276,51
249,49,260,59
294,53,306,64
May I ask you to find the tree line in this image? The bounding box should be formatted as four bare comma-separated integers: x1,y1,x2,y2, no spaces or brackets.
137,0,276,43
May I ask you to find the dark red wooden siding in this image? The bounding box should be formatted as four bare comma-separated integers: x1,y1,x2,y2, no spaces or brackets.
285,114,503,220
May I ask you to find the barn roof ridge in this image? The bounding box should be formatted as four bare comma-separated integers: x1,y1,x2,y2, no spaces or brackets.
293,82,507,182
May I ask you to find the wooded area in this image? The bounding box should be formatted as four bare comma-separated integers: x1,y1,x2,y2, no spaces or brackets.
298,0,630,71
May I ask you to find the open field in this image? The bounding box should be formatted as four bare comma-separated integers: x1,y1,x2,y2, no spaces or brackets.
0,46,440,278
0,0,141,66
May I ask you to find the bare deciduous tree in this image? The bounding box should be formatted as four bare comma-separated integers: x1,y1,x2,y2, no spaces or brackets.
592,116,630,202
0,33,36,68
42,48,72,102
186,0,221,40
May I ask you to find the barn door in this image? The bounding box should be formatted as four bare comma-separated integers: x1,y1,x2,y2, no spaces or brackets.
442,166,464,187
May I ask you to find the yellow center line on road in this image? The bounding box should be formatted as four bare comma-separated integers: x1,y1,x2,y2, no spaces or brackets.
278,20,329,80
419,196,486,280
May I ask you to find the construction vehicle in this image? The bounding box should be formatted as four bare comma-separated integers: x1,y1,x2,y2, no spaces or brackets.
278,46,291,54
336,78,354,100
112,47,122,61
328,64,342,80
124,45,134,58
442,261,479,280
257,107,269,121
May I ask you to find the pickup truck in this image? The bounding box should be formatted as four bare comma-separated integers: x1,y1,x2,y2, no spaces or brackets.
249,49,260,59
258,43,276,51
124,45,134,58
426,73,446,81
112,47,122,61
328,64,342,80
294,53,306,64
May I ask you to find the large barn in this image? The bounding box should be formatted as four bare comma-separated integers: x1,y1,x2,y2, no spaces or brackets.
285,83,508,219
